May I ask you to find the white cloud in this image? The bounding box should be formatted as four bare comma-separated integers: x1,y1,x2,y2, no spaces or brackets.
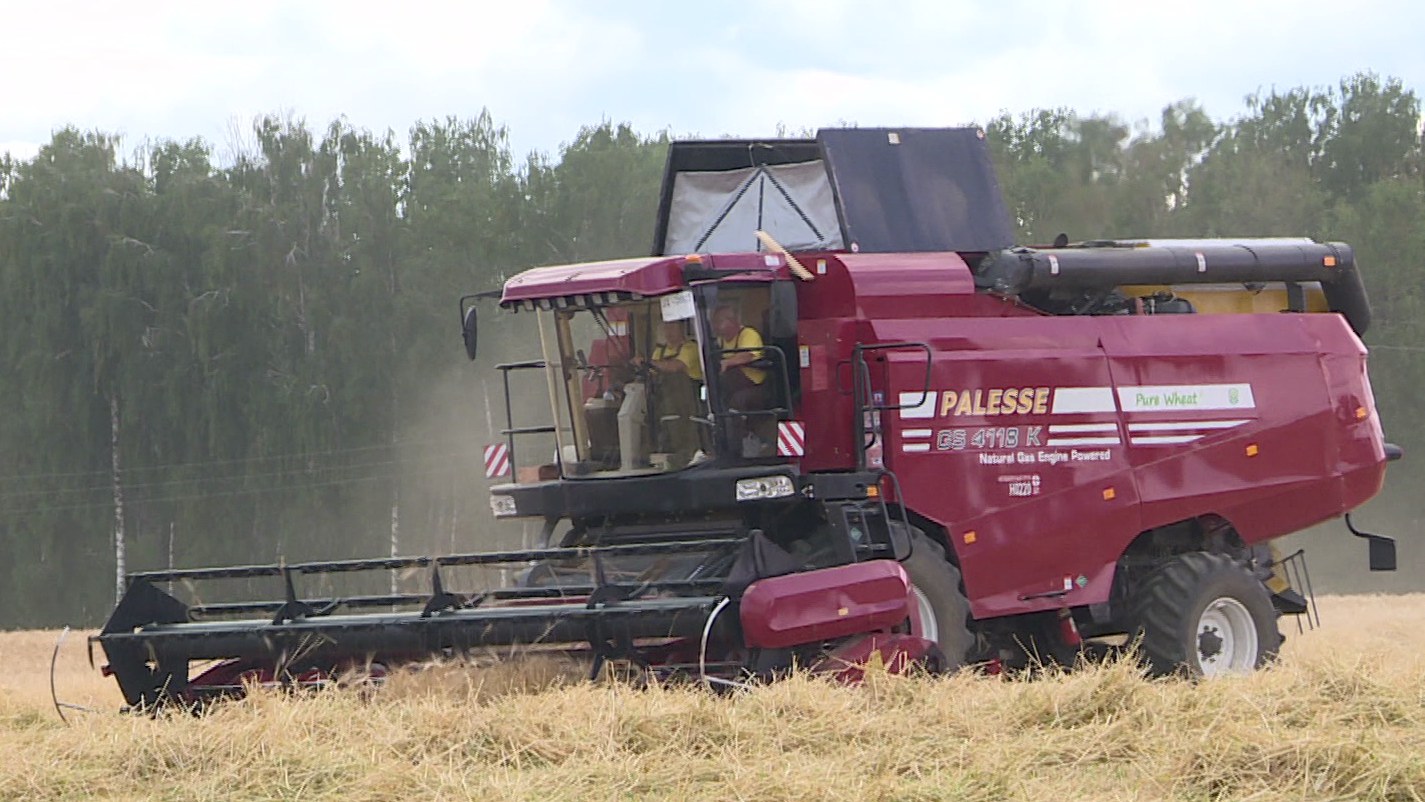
0,141,41,163
1,0,1420,163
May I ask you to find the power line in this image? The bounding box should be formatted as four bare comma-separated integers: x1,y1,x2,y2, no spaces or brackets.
0,459,484,520
0,431,485,485
0,445,483,502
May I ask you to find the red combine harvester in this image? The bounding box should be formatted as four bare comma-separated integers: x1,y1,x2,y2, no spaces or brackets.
95,129,1399,708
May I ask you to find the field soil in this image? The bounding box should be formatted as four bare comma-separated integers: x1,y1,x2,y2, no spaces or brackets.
3,594,1424,801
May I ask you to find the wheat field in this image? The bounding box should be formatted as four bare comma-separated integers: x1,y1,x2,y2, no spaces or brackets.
2,595,1424,801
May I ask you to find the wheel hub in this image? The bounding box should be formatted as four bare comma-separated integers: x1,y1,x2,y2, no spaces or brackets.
1197,627,1224,660
1194,596,1258,677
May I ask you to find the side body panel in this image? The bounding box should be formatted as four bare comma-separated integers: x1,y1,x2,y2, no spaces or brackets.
868,313,1384,621
874,316,1140,618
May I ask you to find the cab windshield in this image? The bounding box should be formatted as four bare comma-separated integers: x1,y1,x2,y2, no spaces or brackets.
539,295,710,477
534,285,779,478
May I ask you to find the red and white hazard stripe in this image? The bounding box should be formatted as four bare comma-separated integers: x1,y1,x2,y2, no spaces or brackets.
483,443,510,478
776,421,806,457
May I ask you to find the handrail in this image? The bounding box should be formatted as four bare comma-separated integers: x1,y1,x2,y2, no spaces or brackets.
501,425,558,436
495,360,547,371
711,344,795,459
497,358,558,481
856,341,933,411
848,341,931,471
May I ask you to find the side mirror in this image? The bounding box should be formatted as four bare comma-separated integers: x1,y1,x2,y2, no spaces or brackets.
460,298,479,361
1346,514,1397,572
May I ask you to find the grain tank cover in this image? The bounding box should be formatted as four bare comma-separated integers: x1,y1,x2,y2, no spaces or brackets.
816,128,1013,254
653,128,1014,256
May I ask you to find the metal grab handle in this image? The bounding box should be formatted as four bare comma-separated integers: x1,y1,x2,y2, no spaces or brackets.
852,341,934,411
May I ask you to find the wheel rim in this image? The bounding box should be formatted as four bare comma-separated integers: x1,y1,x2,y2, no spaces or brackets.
1194,596,1258,677
911,584,938,645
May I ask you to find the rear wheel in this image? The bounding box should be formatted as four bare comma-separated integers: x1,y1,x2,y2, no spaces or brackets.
897,524,974,670
1131,551,1282,678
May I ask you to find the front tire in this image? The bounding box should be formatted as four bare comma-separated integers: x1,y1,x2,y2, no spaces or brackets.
1131,551,1282,678
897,524,975,670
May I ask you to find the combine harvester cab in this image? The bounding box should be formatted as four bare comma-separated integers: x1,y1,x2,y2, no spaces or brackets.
96,128,1400,709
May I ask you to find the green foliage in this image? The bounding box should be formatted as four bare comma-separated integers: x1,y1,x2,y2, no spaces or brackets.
0,111,670,627
1,73,1422,627
521,122,668,264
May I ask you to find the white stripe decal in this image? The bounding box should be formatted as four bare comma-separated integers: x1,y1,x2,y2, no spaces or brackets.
1050,387,1117,414
1127,419,1250,432
898,391,936,419
902,443,931,453
1049,423,1119,433
1131,435,1204,445
1046,437,1121,446
902,428,933,438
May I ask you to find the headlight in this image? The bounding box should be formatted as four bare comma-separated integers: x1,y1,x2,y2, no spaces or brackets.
735,475,795,501
490,494,518,517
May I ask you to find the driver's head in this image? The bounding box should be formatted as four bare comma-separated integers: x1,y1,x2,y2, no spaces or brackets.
661,320,686,345
711,304,741,341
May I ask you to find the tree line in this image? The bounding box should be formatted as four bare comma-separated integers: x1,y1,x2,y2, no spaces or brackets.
1,73,1420,627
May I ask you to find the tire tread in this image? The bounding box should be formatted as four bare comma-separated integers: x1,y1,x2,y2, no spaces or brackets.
899,525,975,669
1132,551,1282,677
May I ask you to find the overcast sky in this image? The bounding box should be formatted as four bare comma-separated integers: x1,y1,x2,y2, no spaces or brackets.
4,0,1422,164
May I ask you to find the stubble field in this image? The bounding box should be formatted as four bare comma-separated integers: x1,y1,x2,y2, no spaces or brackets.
3,595,1425,801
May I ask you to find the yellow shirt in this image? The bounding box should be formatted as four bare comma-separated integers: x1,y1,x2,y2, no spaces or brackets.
653,340,703,381
720,326,766,385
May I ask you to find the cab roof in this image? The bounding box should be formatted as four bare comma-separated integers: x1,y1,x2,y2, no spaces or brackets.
499,253,791,310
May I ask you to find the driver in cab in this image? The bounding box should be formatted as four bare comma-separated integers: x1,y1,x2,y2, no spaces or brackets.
711,303,767,412
630,320,704,468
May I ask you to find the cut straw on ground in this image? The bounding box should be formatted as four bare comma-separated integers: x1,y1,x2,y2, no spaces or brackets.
4,594,1424,801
